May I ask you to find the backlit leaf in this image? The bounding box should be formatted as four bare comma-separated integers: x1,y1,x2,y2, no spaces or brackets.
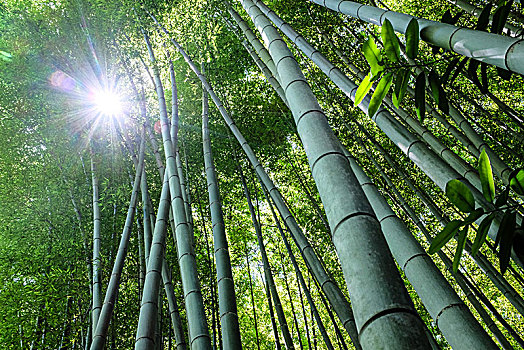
478,149,495,203
446,179,475,213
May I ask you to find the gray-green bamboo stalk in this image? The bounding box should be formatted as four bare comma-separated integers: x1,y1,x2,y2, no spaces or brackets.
91,130,146,350
238,163,294,349
340,146,498,349
240,1,431,347
354,125,524,316
254,0,503,242
90,152,102,338
135,28,210,350
201,65,242,349
261,182,335,350
446,0,522,36
311,0,524,74
150,13,362,347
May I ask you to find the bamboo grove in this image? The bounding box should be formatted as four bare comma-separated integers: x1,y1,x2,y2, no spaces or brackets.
0,0,524,348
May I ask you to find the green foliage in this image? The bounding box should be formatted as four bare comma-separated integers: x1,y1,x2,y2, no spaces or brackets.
368,72,393,117
362,38,383,77
446,180,475,213
405,18,419,60
381,19,400,62
478,149,495,202
354,73,373,106
431,152,523,275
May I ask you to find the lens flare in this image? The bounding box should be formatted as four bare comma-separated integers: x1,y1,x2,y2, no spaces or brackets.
91,90,122,116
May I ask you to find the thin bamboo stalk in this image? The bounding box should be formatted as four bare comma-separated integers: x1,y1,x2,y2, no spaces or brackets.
148,14,361,348
91,130,146,350
135,28,210,350
201,64,242,349
238,162,295,349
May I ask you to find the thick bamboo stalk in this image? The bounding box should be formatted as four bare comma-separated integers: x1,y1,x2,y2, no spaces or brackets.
311,0,524,75
91,131,146,350
148,14,361,348
135,29,211,350
316,31,483,190
240,0,431,348
227,6,288,106
341,146,498,349
446,0,523,36
255,0,496,228
201,65,242,349
354,126,524,316
141,168,187,350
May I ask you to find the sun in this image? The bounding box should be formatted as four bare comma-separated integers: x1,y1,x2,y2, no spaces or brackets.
91,89,123,117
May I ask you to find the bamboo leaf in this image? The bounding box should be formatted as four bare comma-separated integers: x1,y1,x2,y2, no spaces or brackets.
468,59,483,92
368,73,393,117
429,71,440,104
478,149,495,203
446,179,475,212
463,208,485,226
429,220,462,254
497,210,516,274
495,209,516,248
450,57,469,84
480,63,489,94
453,227,468,273
495,187,510,207
438,85,449,114
509,169,524,195
452,11,463,24
491,1,513,34
472,213,496,256
381,19,400,62
415,72,426,122
441,10,453,24
354,73,373,106
512,229,524,266
475,3,493,31
362,38,383,76
443,57,460,85
405,18,419,59
393,69,409,108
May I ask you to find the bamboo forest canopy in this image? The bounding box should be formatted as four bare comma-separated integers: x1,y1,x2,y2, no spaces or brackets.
1,0,524,348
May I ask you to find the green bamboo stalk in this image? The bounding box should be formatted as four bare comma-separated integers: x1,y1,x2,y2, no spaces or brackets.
240,1,431,347
445,0,522,36
90,151,102,338
340,144,498,349
237,162,294,349
243,238,261,350
311,0,524,75
379,167,518,350
226,5,288,106
135,27,210,350
148,15,361,347
353,125,524,316
141,165,187,350
91,130,146,350
201,64,242,349
317,30,484,191
389,192,517,350
261,183,335,350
